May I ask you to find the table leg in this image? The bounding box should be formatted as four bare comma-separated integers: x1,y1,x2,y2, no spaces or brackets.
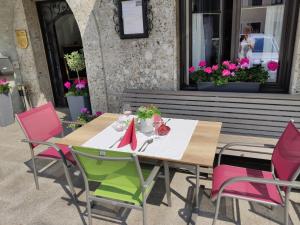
195,165,200,211
163,161,172,207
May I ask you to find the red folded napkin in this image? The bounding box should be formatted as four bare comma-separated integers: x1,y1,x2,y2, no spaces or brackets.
117,119,137,150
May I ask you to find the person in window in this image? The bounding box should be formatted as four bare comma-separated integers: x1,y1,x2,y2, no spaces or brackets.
239,25,255,64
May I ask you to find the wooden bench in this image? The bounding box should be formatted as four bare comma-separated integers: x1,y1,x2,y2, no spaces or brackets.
123,89,300,160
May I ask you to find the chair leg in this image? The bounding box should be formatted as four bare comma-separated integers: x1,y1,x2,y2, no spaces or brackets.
284,193,290,225
31,155,39,190
143,201,147,225
163,161,172,207
87,196,93,225
213,195,221,225
62,162,77,201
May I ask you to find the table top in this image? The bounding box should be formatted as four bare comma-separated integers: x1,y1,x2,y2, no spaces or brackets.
57,113,222,167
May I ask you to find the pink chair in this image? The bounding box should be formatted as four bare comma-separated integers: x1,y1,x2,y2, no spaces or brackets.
212,121,300,225
16,102,76,199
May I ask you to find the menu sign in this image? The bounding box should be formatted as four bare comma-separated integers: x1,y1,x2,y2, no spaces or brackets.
119,0,149,39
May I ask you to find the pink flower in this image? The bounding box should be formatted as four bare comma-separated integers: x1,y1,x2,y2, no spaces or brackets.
267,61,279,71
198,60,206,67
240,57,249,65
222,69,231,77
80,107,89,114
189,66,195,73
76,83,85,89
231,72,235,77
212,65,219,71
204,67,213,74
64,81,71,89
222,61,230,67
240,62,250,69
95,111,103,117
228,63,237,71
0,79,7,85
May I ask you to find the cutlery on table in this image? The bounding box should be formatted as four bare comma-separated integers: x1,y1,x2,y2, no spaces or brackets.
165,118,171,124
141,138,153,152
109,136,123,148
138,140,148,152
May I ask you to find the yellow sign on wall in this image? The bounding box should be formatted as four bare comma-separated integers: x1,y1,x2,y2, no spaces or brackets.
15,30,29,49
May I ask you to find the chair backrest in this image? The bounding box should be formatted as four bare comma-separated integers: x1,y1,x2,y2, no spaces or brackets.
71,146,144,189
272,121,300,182
16,102,63,148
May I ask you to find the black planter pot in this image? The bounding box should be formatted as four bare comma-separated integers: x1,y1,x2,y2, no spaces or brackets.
197,82,260,93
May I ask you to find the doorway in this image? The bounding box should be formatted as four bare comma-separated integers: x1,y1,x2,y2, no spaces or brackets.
37,0,87,107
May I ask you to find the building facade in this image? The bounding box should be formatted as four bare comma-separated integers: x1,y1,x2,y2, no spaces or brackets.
0,0,299,114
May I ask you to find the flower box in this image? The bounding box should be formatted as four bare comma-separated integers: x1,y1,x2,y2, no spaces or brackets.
197,81,260,93
0,93,14,126
67,95,91,121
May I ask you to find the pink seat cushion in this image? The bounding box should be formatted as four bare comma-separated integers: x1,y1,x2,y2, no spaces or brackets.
37,144,76,165
211,165,283,205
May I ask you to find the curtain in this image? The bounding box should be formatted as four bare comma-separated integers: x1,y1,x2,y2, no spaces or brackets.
192,14,205,68
264,5,284,49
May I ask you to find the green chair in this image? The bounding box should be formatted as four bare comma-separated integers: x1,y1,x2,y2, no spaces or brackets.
70,146,170,225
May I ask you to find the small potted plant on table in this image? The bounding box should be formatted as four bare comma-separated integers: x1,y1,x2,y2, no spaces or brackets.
0,79,14,126
64,50,91,121
136,105,161,133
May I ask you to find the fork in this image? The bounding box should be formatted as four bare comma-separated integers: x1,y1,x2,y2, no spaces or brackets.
140,138,153,152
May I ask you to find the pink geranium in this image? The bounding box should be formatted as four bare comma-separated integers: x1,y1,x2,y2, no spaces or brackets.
228,63,237,71
267,61,279,71
240,57,249,65
64,81,71,89
212,65,219,71
189,66,195,73
198,60,206,67
240,62,250,69
222,61,230,67
222,69,231,77
204,67,213,74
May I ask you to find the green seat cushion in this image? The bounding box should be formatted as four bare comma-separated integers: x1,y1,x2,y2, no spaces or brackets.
92,166,154,206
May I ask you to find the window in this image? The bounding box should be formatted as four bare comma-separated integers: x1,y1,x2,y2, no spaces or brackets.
180,0,299,92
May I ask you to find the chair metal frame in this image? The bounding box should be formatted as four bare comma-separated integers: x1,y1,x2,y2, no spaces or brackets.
212,142,300,225
16,114,80,200
70,147,171,225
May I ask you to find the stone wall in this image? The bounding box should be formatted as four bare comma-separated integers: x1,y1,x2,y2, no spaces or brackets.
14,0,53,106
0,0,23,113
67,0,178,113
290,6,300,94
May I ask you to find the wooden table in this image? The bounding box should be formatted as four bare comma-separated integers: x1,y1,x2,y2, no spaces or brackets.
57,113,222,209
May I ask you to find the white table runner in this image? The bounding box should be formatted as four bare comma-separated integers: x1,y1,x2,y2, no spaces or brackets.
82,118,198,160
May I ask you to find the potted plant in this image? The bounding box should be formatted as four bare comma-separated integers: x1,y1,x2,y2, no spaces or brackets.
64,50,91,120
190,58,270,92
0,79,14,126
67,107,103,130
136,105,161,133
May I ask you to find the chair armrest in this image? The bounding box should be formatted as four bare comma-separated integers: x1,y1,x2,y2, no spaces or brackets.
21,139,68,167
218,142,275,165
143,165,161,190
217,176,300,198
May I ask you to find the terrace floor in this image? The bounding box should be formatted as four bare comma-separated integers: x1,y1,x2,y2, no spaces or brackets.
1,109,300,225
